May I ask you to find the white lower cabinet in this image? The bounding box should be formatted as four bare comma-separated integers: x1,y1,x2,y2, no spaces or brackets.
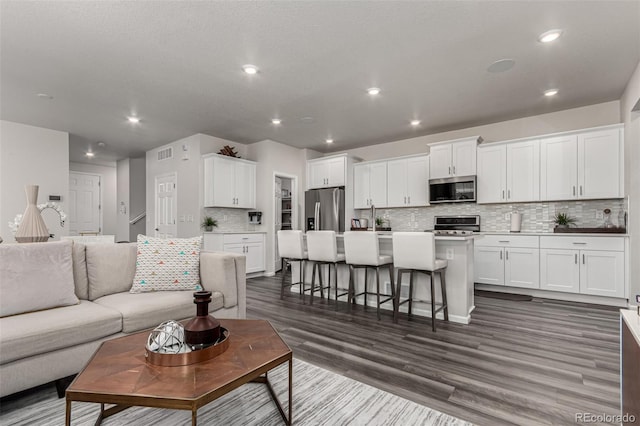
539,236,625,298
203,233,265,274
474,236,539,289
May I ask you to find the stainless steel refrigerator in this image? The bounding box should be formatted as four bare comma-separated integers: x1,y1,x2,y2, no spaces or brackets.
305,187,345,232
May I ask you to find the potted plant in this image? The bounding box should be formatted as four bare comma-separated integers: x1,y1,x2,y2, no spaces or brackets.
201,216,217,232
553,212,576,229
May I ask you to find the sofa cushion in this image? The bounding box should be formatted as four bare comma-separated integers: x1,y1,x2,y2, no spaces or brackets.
0,300,122,364
93,291,223,333
86,243,137,300
71,241,89,300
0,240,79,317
130,235,203,293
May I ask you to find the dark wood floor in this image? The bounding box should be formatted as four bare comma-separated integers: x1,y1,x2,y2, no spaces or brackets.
247,273,621,426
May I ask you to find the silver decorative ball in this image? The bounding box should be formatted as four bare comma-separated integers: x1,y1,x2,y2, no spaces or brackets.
146,320,190,354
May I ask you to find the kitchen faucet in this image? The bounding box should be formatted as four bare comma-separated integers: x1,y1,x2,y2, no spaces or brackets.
371,204,376,232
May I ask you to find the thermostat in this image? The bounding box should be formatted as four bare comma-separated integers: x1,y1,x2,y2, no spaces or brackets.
49,195,61,201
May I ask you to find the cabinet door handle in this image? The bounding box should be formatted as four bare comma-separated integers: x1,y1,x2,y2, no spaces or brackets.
498,240,510,243
408,196,410,204
573,186,576,196
582,254,585,264
449,166,451,175
500,251,502,260
453,166,456,174
572,242,587,245
507,189,510,199
502,190,505,200
506,250,509,260
404,196,407,204
579,186,583,196
575,254,578,264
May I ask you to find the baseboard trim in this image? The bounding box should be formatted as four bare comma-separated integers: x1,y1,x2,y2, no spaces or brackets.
475,284,629,308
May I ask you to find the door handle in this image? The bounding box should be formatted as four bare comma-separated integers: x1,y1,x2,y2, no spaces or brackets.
582,254,585,264
499,251,502,260
507,189,510,199
407,196,410,204
453,166,456,174
502,190,505,200
404,196,407,204
506,250,509,260
498,240,510,243
573,186,576,196
572,242,587,245
155,228,159,232
579,186,583,196
574,254,578,264
448,166,451,175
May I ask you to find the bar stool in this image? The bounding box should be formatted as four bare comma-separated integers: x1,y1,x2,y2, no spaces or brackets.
392,232,449,331
343,231,395,320
277,230,307,300
306,231,349,306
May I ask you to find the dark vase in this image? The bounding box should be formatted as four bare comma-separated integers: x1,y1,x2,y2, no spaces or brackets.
184,291,221,348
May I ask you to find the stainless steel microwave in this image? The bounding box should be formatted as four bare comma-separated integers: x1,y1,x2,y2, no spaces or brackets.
429,176,476,203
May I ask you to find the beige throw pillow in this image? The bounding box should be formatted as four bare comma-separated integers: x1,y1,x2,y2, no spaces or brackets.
0,240,79,317
130,235,203,293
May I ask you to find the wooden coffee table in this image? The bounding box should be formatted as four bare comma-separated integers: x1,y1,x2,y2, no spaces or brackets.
65,319,292,425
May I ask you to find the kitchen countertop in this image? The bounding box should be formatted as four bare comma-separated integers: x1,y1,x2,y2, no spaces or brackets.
621,309,640,347
203,231,266,234
479,231,629,237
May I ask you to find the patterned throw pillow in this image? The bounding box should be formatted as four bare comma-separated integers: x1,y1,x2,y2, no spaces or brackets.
130,235,203,293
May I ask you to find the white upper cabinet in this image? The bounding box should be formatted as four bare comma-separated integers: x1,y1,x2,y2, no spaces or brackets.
428,137,480,179
203,154,256,208
541,125,623,201
386,155,429,207
477,144,507,203
578,127,623,199
307,155,347,189
353,161,387,208
477,140,539,204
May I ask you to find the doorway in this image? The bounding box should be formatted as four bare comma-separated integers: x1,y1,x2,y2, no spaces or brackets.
154,173,177,238
274,173,298,272
68,172,101,235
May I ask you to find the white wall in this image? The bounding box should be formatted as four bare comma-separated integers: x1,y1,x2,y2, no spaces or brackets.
336,101,620,161
129,157,146,239
246,140,309,275
620,61,640,306
116,158,130,241
146,134,245,238
70,162,117,236
0,120,69,241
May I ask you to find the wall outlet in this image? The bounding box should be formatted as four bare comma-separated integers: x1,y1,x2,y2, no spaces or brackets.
410,213,415,222
179,215,186,223
223,215,228,222
504,213,510,220
446,249,454,260
596,211,604,220
186,215,194,222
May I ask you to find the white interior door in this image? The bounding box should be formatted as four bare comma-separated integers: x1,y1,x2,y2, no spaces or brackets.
68,172,101,235
155,173,177,238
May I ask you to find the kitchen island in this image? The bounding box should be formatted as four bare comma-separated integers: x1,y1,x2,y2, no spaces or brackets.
290,232,476,324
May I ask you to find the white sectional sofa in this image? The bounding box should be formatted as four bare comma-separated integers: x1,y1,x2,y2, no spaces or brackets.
0,240,246,397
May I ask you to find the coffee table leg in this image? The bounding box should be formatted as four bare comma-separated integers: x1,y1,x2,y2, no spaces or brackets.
288,358,292,426
65,399,71,426
192,407,197,426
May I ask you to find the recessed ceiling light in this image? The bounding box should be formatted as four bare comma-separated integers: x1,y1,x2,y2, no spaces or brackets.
325,138,334,144
487,59,516,73
127,116,140,124
271,118,282,125
97,141,106,147
36,93,53,99
410,120,421,126
367,87,381,96
544,89,559,97
538,29,563,43
242,64,259,75
85,152,95,158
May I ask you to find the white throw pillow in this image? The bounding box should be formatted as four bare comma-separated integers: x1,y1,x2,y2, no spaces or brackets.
130,235,203,293
0,240,79,317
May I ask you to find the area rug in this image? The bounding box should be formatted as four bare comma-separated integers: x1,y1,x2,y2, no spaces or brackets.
0,359,471,425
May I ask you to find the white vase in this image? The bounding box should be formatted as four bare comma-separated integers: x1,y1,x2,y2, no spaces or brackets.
15,185,50,243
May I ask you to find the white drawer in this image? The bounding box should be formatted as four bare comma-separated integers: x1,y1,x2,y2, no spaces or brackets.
476,235,539,248
539,236,624,251
223,233,264,244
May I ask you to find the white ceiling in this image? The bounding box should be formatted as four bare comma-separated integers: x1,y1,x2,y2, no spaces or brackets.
1,1,639,165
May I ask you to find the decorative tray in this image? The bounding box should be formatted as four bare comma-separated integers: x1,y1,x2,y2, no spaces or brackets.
145,327,230,366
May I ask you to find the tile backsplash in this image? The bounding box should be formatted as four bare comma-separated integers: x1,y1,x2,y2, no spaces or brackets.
204,207,256,232
356,199,628,233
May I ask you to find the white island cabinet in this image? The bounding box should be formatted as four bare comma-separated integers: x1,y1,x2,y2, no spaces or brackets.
203,232,266,275
290,233,476,325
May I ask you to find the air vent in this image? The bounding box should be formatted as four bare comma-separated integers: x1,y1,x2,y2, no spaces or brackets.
157,147,173,161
